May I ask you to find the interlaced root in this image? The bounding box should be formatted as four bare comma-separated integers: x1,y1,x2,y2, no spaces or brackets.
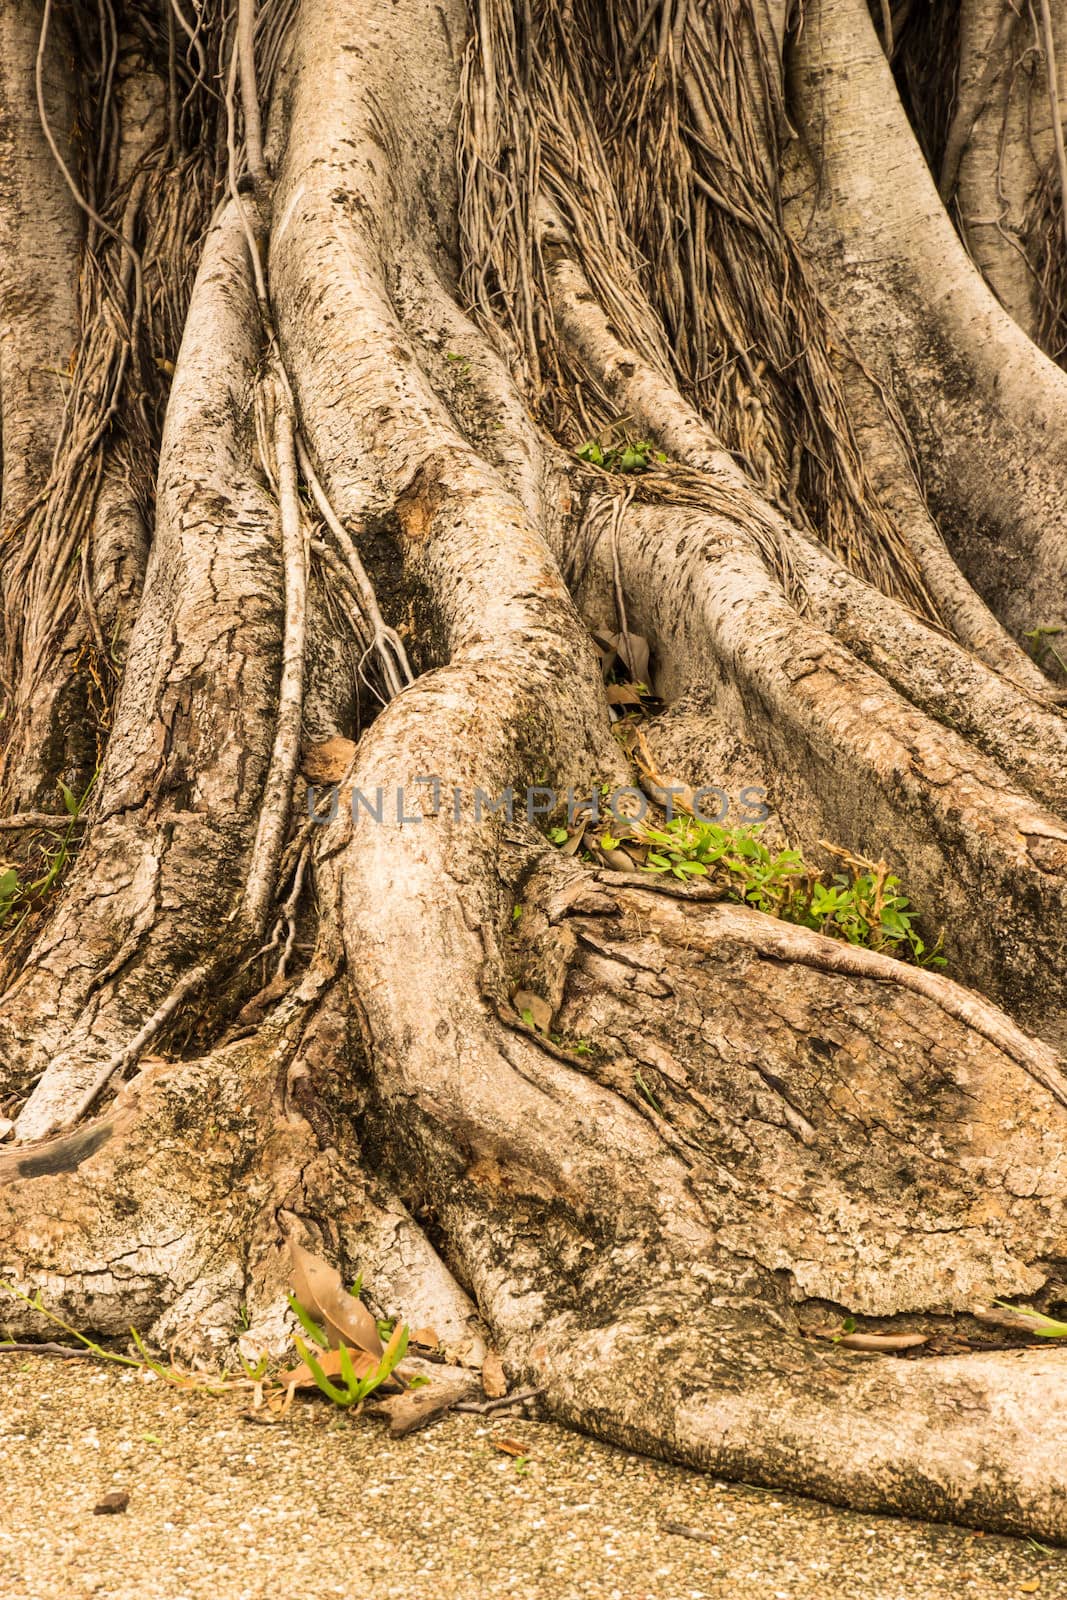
14,0,413,1134
458,0,936,613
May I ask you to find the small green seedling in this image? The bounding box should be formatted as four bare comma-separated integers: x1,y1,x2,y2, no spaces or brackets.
287,1291,330,1349
291,1318,409,1408
0,771,97,937
993,1301,1067,1337
634,1068,663,1115
1024,625,1067,678
0,1282,142,1369
577,436,666,473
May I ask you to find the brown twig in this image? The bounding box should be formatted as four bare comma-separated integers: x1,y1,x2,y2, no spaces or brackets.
454,1386,546,1414
0,1341,98,1359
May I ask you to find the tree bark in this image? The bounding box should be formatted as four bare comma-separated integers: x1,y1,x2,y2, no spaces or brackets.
0,0,1065,1544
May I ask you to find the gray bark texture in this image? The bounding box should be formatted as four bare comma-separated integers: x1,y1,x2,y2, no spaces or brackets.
0,0,1065,1544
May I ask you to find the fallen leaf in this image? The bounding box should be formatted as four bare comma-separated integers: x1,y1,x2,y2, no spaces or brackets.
410,1327,440,1349
481,1350,508,1399
591,630,620,678
809,1325,929,1351
1018,1582,1041,1593
834,1333,928,1352
370,1363,479,1437
606,682,643,706
288,1239,341,1319
598,845,639,873
277,1344,379,1390
93,1491,130,1515
617,630,650,686
512,989,553,1033
288,1240,382,1356
492,1436,529,1457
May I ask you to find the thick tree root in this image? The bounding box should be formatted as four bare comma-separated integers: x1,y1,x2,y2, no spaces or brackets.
0,966,485,1363
576,496,1067,1042
5,206,283,1136
788,0,1067,640
521,1284,1067,1543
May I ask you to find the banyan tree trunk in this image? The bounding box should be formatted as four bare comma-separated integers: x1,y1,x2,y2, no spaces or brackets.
1,0,1066,1543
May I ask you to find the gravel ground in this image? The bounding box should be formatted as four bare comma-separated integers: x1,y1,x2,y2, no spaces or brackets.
0,1357,1062,1600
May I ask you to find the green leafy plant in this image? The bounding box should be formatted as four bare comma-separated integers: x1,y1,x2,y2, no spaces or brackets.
0,771,97,937
0,1278,415,1415
577,433,665,473
1023,624,1067,678
546,1030,596,1057
550,811,945,968
288,1291,410,1408
634,817,944,967
0,868,19,922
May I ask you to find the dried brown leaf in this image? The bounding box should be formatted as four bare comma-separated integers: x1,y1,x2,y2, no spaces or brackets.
618,631,650,686
318,1285,384,1355
371,1367,479,1437
512,989,553,1033
606,682,643,706
833,1332,928,1351
481,1349,508,1399
288,1240,383,1355
277,1344,379,1389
